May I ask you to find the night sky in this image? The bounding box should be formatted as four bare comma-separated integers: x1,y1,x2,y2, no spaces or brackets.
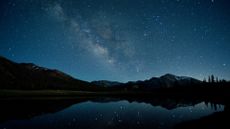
0,0,229,82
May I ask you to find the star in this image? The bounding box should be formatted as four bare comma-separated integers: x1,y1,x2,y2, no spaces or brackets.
143,33,148,37
8,47,12,51
0,0,229,81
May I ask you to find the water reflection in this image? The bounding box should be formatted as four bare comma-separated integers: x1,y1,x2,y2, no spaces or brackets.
0,98,225,129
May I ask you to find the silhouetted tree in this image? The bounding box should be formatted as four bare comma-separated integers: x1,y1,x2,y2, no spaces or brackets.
208,76,211,83
211,75,215,83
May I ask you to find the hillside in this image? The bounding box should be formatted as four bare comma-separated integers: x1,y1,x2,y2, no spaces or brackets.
0,56,91,90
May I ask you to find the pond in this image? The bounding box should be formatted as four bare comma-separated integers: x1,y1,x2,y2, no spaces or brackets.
0,98,225,129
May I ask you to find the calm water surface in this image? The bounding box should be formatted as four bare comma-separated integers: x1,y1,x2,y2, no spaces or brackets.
0,99,224,129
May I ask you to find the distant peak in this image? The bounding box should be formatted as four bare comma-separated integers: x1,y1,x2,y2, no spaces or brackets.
91,80,123,87
161,73,177,78
160,73,195,81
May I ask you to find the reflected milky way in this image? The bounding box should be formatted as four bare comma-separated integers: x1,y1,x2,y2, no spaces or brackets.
0,98,225,129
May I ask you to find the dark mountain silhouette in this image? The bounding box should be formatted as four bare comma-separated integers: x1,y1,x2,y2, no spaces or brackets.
0,56,91,90
91,80,124,87
0,55,229,93
118,73,202,91
91,74,201,90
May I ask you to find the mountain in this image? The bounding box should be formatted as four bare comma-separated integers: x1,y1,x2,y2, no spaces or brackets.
0,56,91,90
91,80,123,87
159,73,201,87
122,73,202,90
89,73,201,91
0,56,202,91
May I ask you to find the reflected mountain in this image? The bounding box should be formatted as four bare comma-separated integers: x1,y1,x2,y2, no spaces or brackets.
0,97,227,124
0,98,89,123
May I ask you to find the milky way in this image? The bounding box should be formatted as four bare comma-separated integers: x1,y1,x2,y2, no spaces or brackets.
0,0,230,82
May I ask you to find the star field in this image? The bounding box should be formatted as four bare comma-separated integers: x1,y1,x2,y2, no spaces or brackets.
0,0,229,82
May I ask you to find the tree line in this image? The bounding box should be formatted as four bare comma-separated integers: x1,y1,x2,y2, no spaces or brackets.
203,75,227,83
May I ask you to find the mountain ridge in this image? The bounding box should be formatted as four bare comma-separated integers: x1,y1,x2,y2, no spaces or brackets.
92,73,202,89
0,56,202,90
0,56,91,90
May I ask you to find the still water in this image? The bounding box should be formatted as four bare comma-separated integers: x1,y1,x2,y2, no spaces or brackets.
0,98,224,129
